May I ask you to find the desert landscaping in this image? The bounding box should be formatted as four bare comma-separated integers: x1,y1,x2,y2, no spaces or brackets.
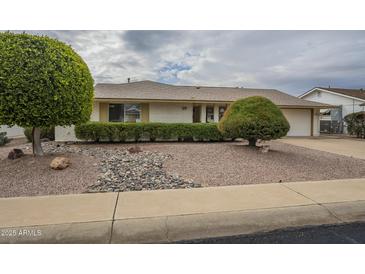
1,138,365,198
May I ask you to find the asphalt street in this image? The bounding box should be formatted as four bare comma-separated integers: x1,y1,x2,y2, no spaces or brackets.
178,222,365,244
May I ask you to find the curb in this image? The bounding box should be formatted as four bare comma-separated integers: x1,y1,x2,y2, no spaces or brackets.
110,202,365,243
1,201,364,243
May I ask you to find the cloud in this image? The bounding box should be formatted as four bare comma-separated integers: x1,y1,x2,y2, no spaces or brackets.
8,30,365,95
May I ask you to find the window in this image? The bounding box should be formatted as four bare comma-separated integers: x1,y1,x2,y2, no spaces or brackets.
108,103,141,122
219,105,227,120
109,104,124,122
124,104,141,122
206,106,214,123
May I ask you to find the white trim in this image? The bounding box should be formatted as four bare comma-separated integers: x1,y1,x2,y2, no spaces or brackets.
213,105,219,122
300,88,365,103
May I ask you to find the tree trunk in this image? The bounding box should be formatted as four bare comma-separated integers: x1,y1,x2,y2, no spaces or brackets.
248,138,257,147
32,127,44,156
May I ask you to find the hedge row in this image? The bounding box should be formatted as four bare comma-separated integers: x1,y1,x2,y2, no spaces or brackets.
75,122,226,142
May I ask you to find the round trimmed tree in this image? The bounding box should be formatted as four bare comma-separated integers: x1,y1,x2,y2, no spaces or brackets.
0,32,94,155
218,96,290,146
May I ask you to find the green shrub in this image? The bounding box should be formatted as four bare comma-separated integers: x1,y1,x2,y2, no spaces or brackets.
218,96,290,146
75,122,225,142
24,126,55,142
0,32,94,155
344,111,365,138
0,132,9,146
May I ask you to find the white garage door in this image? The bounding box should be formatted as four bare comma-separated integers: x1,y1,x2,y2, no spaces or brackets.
281,109,311,136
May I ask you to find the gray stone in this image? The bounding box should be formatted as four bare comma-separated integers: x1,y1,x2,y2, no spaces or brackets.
39,142,201,192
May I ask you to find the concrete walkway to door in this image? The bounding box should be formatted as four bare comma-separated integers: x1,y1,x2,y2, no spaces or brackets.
278,136,365,160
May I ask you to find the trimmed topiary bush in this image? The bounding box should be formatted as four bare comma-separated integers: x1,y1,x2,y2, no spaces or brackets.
218,96,290,146
24,126,55,142
0,32,94,155
75,122,225,142
0,132,9,146
344,111,365,138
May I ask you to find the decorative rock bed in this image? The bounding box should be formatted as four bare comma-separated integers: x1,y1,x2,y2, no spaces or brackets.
42,142,200,192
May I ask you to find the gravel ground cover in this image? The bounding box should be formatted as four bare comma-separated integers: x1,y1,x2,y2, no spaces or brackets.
1,139,365,198
0,137,28,159
92,141,365,186
73,141,365,187
158,141,365,186
0,150,99,198
0,141,199,198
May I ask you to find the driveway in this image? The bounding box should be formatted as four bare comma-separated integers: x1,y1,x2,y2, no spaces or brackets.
278,136,365,160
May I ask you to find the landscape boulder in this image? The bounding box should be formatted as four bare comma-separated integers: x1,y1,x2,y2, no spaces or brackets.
50,157,71,170
8,149,24,160
260,145,270,153
128,146,142,154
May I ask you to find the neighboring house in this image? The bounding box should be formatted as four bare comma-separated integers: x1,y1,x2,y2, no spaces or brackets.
0,125,24,138
300,87,365,133
55,80,330,141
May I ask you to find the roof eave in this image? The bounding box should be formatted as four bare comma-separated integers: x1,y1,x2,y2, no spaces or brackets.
300,87,365,102
94,97,332,108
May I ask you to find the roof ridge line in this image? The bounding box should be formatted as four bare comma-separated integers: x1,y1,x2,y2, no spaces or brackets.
96,80,280,91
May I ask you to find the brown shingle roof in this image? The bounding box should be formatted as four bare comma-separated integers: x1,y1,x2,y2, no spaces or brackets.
94,80,330,108
316,87,365,101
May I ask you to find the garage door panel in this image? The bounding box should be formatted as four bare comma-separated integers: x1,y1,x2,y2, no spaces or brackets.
281,109,311,136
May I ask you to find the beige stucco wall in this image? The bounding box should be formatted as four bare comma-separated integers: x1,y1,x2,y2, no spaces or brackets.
55,102,100,142
141,103,149,122
0,125,24,138
149,102,193,123
99,103,108,122
55,125,79,142
90,101,100,121
55,101,319,141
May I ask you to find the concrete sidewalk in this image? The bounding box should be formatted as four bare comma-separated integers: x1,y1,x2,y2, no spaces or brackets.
1,178,365,243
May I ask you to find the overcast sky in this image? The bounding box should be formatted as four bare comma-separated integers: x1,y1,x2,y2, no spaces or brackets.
18,30,365,95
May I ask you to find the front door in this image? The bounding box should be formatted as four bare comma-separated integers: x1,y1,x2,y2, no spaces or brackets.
193,106,201,123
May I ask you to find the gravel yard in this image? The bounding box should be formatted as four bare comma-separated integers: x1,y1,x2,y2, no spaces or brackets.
0,141,199,198
0,141,100,198
1,139,365,198
157,142,365,186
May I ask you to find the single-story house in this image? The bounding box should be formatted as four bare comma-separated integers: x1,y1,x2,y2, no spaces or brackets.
55,80,330,141
299,87,365,133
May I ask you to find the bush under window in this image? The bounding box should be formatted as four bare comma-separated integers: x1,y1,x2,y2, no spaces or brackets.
75,122,225,142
